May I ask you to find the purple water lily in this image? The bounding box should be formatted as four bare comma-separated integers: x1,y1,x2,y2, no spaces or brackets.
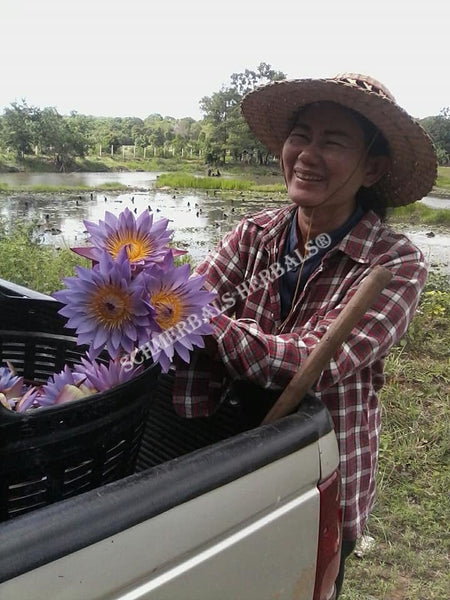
0,362,25,410
14,386,42,412
73,354,143,392
53,248,159,359
143,259,217,372
73,208,175,271
39,365,95,406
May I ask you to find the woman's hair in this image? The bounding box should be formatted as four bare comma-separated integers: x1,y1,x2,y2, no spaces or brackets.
343,106,390,221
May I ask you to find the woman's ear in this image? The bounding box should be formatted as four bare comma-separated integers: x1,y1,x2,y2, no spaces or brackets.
362,156,391,187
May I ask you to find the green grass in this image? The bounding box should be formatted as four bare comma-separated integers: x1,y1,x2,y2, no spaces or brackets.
155,171,286,193
75,154,206,174
341,272,450,599
388,202,450,226
0,220,89,295
156,172,255,191
435,166,450,191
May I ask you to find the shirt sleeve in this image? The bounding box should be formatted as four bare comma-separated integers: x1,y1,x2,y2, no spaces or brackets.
172,218,249,416
210,250,427,391
194,218,247,304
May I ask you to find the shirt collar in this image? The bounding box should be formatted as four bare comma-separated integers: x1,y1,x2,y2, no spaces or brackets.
287,204,365,255
335,210,383,264
248,204,382,264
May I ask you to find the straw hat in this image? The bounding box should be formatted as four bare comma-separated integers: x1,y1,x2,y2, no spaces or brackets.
241,73,437,206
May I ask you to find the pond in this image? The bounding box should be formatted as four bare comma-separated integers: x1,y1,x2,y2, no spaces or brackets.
0,171,449,272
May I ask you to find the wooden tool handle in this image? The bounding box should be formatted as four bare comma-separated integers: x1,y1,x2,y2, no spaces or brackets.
261,265,393,425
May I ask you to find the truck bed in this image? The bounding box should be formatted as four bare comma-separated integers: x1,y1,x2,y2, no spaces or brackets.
0,373,334,591
0,277,340,599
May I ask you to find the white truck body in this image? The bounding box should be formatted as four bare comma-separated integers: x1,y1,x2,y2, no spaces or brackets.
0,278,342,600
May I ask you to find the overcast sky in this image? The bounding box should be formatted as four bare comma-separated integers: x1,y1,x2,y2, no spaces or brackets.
1,0,448,121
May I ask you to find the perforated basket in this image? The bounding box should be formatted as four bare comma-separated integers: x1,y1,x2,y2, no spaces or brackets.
0,296,160,521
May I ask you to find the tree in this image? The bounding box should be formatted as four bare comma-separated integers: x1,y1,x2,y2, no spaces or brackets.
0,100,39,159
199,62,286,164
200,87,241,163
229,62,286,96
420,108,450,165
34,107,90,169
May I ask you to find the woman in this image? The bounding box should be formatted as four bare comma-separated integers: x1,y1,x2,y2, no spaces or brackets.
173,73,437,596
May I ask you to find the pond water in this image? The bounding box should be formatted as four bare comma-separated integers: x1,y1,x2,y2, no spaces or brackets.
0,171,449,272
0,171,161,188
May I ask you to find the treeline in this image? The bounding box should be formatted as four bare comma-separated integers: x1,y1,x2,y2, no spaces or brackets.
0,63,449,171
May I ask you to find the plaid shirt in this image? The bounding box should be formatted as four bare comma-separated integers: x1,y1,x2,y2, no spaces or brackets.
173,205,427,540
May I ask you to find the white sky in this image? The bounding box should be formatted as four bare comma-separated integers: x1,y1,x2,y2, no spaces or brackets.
1,0,448,121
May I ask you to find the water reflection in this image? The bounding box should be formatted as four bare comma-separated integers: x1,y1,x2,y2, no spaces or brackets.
0,171,160,188
0,187,287,264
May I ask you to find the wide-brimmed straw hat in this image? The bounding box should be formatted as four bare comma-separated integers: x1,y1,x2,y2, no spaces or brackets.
241,73,437,206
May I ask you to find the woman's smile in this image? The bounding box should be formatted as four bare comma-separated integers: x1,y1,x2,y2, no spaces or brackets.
293,169,326,183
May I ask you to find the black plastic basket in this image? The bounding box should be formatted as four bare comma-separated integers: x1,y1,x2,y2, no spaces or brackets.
0,296,160,521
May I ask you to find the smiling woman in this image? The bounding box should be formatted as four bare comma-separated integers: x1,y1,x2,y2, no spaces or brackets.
280,102,390,236
173,73,438,598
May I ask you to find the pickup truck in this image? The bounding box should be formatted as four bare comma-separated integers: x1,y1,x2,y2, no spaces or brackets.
0,277,342,600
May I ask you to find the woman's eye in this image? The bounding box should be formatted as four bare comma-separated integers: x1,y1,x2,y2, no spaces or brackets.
326,138,348,147
289,133,308,143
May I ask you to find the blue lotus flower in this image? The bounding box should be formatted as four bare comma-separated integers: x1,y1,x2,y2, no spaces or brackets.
73,208,175,270
39,365,95,406
73,354,143,392
0,362,25,410
143,259,217,372
53,248,159,359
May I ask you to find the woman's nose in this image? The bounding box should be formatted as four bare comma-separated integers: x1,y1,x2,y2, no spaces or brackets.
297,141,321,163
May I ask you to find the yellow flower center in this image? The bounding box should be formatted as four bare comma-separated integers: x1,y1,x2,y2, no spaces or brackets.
151,290,184,330
91,284,132,329
107,232,153,262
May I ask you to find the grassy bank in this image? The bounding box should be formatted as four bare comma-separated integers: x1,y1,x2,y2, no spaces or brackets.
433,166,450,195
0,153,207,175
155,171,286,193
388,202,450,226
342,271,450,599
0,221,89,294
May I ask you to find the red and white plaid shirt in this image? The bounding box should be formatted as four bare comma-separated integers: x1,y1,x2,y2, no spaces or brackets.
173,205,427,540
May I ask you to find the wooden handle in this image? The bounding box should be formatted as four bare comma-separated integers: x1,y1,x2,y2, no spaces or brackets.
261,266,393,425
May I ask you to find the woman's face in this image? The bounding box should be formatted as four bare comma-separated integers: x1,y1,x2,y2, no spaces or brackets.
281,103,380,215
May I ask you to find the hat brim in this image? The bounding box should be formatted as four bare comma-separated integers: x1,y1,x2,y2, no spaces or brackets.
241,79,437,207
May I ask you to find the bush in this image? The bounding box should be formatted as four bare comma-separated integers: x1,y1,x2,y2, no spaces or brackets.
0,219,88,295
